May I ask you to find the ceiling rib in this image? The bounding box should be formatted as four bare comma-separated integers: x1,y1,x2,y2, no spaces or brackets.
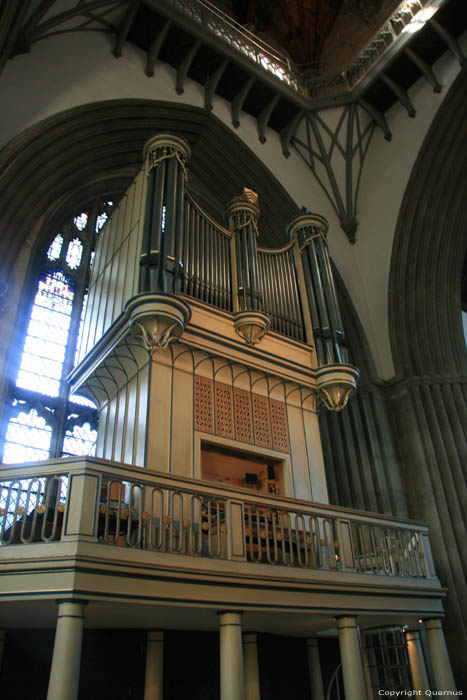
281,110,306,158
23,0,55,35
231,76,255,128
430,18,467,67
176,39,202,94
404,48,442,93
257,94,281,144
113,0,140,57
358,99,392,141
204,58,229,111
145,19,172,76
0,0,31,75
380,74,416,118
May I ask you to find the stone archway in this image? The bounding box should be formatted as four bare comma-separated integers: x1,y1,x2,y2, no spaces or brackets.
388,68,467,689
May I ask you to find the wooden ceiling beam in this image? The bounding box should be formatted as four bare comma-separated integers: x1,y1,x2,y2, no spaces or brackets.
380,74,415,118
404,47,441,93
145,19,172,77
113,0,140,58
204,58,229,111
176,39,202,95
430,18,467,68
257,94,281,143
231,76,255,127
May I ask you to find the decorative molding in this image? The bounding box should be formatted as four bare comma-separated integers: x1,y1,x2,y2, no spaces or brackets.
194,379,290,453
68,292,191,406
233,310,271,346
194,376,214,434
214,382,234,439
252,394,273,449
270,400,290,453
316,364,359,412
233,388,254,444
292,105,376,242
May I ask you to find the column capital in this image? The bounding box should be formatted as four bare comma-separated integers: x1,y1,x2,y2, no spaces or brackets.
424,618,443,631
336,615,359,630
242,633,258,644
218,611,244,626
306,637,320,648
147,630,164,643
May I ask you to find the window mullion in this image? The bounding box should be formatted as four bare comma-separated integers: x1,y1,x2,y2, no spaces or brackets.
52,208,98,457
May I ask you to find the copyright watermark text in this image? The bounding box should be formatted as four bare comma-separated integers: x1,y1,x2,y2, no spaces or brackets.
377,692,463,697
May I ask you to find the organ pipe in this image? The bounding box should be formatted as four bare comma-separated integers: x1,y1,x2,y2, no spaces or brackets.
288,212,348,366
140,135,191,295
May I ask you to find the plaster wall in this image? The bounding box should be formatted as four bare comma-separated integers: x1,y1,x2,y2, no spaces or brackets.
1,30,465,380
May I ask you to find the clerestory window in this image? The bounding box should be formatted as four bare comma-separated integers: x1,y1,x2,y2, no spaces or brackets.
0,201,114,464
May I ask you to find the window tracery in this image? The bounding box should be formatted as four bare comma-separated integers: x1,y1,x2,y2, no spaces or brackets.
0,200,114,464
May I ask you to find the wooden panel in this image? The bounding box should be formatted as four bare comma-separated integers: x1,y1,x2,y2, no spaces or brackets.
233,388,253,444
194,376,214,434
214,382,234,439
252,394,272,449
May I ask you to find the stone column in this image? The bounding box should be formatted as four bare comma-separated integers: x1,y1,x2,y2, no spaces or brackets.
144,630,164,700
337,617,367,700
306,638,325,700
406,629,430,692
47,600,86,700
243,633,260,700
218,611,245,700
425,619,457,691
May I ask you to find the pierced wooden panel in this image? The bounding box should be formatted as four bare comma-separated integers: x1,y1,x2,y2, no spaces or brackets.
252,394,272,448
233,388,254,444
215,382,234,439
194,375,214,434
270,399,290,453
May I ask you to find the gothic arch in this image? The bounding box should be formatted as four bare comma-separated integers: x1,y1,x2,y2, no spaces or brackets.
0,99,300,286
389,68,467,377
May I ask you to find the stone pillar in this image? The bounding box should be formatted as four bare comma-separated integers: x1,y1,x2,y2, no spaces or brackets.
144,630,164,700
406,629,430,692
425,619,457,691
306,638,325,700
47,600,86,700
243,633,261,700
337,617,367,700
218,611,245,700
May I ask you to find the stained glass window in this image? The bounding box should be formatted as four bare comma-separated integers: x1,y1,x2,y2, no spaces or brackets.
1,200,114,464
3,408,52,463
65,238,83,270
47,234,63,261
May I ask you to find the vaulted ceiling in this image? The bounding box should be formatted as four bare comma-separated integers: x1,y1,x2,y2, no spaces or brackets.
214,0,401,74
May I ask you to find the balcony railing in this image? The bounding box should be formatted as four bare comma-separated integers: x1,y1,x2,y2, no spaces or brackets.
0,458,436,581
